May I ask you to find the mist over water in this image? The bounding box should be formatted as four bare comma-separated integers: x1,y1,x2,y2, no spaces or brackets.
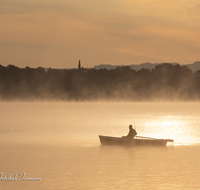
1,102,200,190
1,63,200,102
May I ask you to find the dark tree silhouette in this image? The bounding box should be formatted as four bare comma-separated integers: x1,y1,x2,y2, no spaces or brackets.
0,63,200,101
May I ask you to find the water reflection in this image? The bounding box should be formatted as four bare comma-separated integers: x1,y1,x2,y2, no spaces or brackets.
1,144,200,190
141,115,200,146
1,102,200,190
0,102,200,146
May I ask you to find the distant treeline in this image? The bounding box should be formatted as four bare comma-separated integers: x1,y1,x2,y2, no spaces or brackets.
0,63,200,101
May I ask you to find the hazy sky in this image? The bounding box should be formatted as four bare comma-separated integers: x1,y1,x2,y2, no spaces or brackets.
1,0,200,68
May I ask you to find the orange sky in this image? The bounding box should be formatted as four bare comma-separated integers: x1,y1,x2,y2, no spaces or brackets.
0,0,200,68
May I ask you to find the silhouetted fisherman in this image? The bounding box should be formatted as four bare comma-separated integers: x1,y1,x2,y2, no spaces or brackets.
123,125,137,140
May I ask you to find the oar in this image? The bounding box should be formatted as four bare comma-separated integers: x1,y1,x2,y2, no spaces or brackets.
135,135,174,142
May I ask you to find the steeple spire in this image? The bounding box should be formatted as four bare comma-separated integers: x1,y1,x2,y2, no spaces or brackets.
78,60,81,70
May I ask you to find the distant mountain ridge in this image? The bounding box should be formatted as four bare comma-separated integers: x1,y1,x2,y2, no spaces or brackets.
94,61,200,72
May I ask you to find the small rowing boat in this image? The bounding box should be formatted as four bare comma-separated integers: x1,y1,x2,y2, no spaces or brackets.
99,135,174,146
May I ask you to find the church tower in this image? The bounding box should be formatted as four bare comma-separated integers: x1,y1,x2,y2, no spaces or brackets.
78,60,81,70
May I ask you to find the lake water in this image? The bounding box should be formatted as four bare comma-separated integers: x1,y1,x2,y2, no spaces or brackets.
0,102,200,189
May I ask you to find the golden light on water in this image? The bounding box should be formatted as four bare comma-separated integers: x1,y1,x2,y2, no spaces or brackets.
142,115,198,146
0,102,200,146
1,103,200,190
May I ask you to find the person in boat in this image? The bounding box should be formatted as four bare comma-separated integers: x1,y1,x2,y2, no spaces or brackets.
123,125,137,140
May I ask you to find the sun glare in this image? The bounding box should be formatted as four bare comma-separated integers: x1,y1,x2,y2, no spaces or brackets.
144,115,198,146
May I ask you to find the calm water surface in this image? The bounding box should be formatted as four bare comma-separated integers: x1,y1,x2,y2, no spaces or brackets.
0,102,200,190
